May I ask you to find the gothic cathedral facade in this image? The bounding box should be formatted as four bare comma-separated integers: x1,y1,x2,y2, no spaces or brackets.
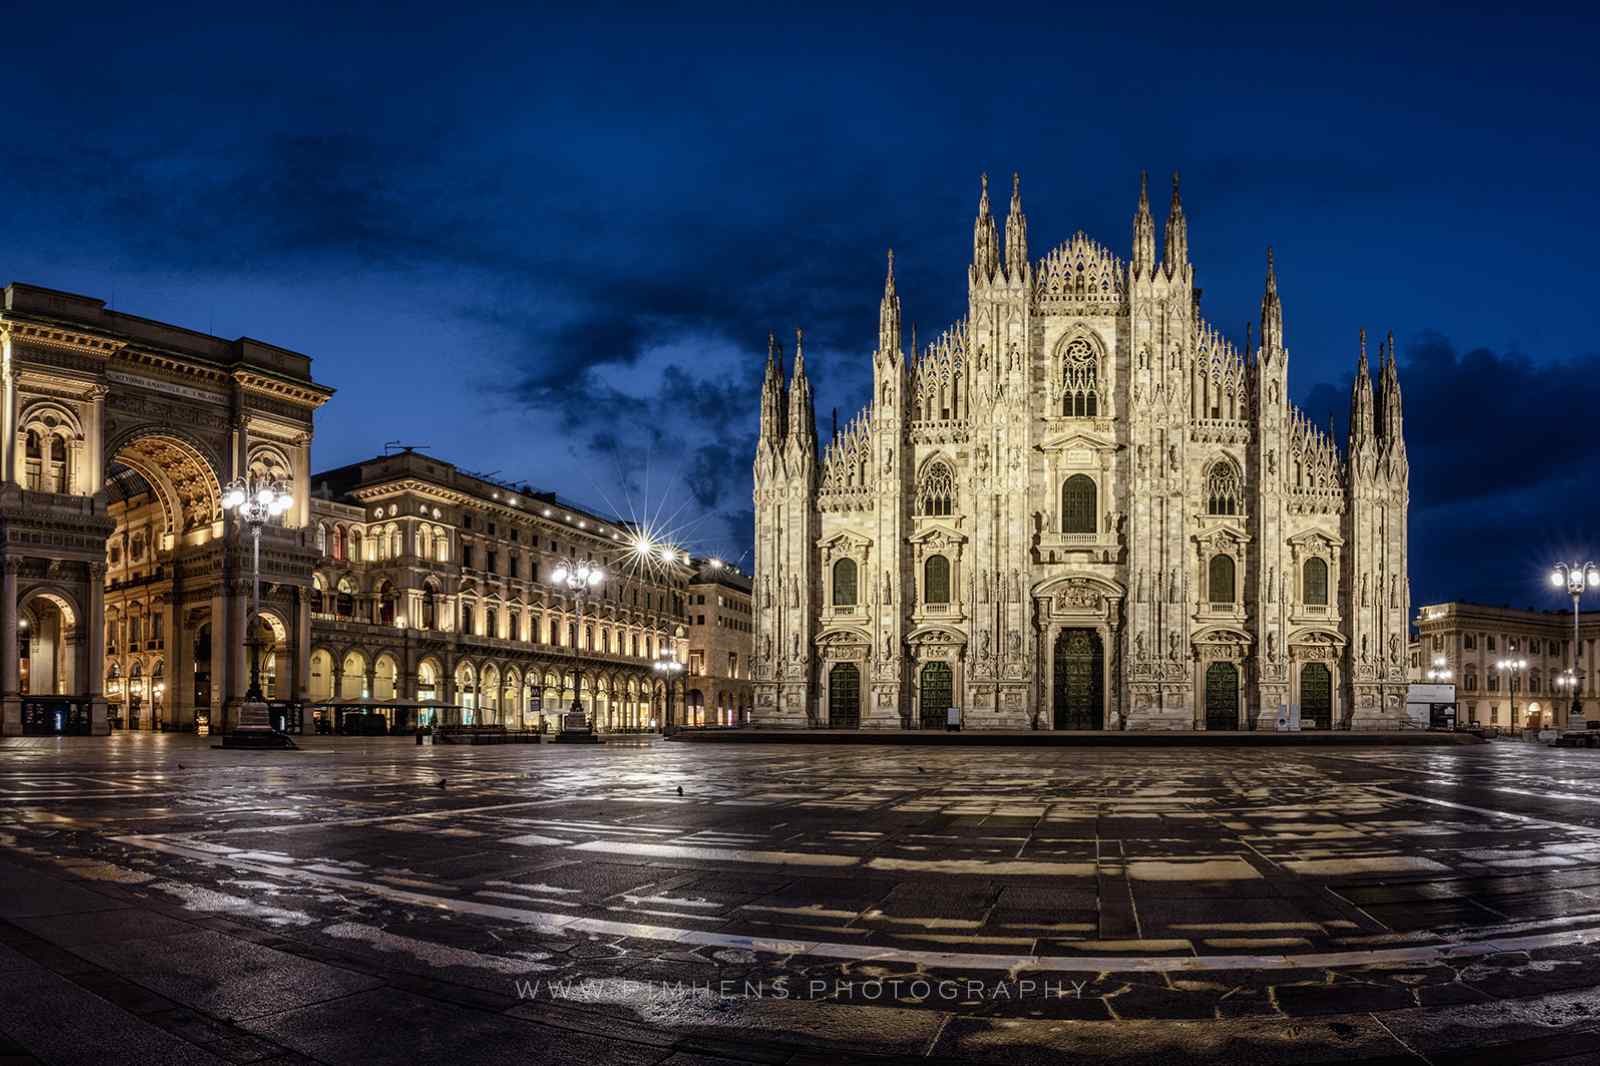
751,173,1411,731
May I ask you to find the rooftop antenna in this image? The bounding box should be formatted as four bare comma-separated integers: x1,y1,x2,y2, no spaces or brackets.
384,441,432,455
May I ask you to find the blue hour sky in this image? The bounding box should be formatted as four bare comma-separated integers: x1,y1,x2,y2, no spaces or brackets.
3,2,1596,611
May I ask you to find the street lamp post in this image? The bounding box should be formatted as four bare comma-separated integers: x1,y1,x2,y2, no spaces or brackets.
1495,657,1528,732
1550,562,1598,728
221,474,292,743
552,557,603,738
1425,655,1454,683
653,642,683,733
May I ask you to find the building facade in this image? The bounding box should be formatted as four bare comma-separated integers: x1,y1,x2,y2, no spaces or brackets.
683,557,753,726
753,174,1412,732
1,283,330,735
306,450,690,733
1412,601,1600,730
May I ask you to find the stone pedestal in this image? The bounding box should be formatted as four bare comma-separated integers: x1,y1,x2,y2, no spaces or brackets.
553,704,602,744
221,700,297,749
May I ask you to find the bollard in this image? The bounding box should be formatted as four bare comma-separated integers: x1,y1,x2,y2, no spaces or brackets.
416,727,424,746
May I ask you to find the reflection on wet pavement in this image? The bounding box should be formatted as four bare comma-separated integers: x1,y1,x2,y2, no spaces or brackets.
5,734,1600,1062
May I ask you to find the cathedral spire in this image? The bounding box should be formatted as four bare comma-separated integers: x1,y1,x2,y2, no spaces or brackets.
1260,247,1284,357
1348,328,1375,454
971,173,999,284
1377,329,1404,450
878,248,901,360
1003,171,1029,280
1131,170,1156,279
786,327,817,457
1162,170,1188,277
759,331,787,450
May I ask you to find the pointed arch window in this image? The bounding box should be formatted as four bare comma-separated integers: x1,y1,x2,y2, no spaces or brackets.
832,558,858,607
924,554,951,605
1303,557,1329,606
1062,475,1096,534
1208,554,1236,604
917,460,955,516
1061,337,1099,417
1205,461,1243,516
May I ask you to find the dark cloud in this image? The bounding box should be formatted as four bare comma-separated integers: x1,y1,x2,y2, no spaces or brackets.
1300,332,1600,612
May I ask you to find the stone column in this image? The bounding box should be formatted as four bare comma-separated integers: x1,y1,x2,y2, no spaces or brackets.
208,590,229,730
85,385,107,496
87,564,107,734
294,589,311,730
294,433,311,528
2,360,18,486
1,559,20,733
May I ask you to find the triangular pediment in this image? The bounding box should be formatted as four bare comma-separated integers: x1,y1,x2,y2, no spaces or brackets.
818,529,872,551
1286,529,1344,551
908,522,965,546
1036,430,1118,452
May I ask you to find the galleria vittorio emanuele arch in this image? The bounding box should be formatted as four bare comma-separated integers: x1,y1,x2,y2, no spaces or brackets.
752,173,1411,732
0,283,330,734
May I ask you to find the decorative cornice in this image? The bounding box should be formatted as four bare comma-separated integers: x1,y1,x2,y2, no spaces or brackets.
234,369,334,409
2,321,126,358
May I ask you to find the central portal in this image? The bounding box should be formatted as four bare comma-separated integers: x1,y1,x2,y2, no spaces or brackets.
918,661,952,729
1052,628,1103,730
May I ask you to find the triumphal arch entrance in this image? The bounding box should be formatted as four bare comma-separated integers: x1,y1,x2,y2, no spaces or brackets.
0,283,332,734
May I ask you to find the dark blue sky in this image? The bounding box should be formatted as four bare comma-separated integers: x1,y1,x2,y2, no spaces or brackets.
5,3,1597,611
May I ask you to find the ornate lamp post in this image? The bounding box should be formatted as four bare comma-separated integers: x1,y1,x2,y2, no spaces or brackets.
653,640,684,732
1550,562,1598,728
1426,656,1453,682
1495,657,1528,733
221,474,291,743
552,557,603,738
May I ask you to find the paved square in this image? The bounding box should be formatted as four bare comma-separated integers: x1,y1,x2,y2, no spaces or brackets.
4,735,1600,1063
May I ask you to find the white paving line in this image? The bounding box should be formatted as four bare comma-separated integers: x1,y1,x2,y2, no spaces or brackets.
1368,786,1599,833
111,830,1600,974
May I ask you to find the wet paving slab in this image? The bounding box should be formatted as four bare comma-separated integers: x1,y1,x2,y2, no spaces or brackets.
5,734,1600,1062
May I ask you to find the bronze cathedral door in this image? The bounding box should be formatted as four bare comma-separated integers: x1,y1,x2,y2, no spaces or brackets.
1053,628,1103,730
919,661,952,729
1204,662,1240,730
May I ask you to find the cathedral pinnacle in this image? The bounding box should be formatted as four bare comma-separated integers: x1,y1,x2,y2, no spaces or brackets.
878,248,901,358
1004,172,1028,280
1348,327,1375,453
1163,170,1188,277
1260,246,1283,355
1131,170,1156,279
971,172,1000,283
759,330,787,449
786,327,816,457
1378,329,1404,449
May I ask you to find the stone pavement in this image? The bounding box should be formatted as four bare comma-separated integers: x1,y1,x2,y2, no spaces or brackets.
3,734,1600,1064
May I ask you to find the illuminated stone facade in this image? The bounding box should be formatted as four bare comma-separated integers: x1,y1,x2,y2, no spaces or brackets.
753,175,1412,731
1,282,329,735
307,450,689,732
